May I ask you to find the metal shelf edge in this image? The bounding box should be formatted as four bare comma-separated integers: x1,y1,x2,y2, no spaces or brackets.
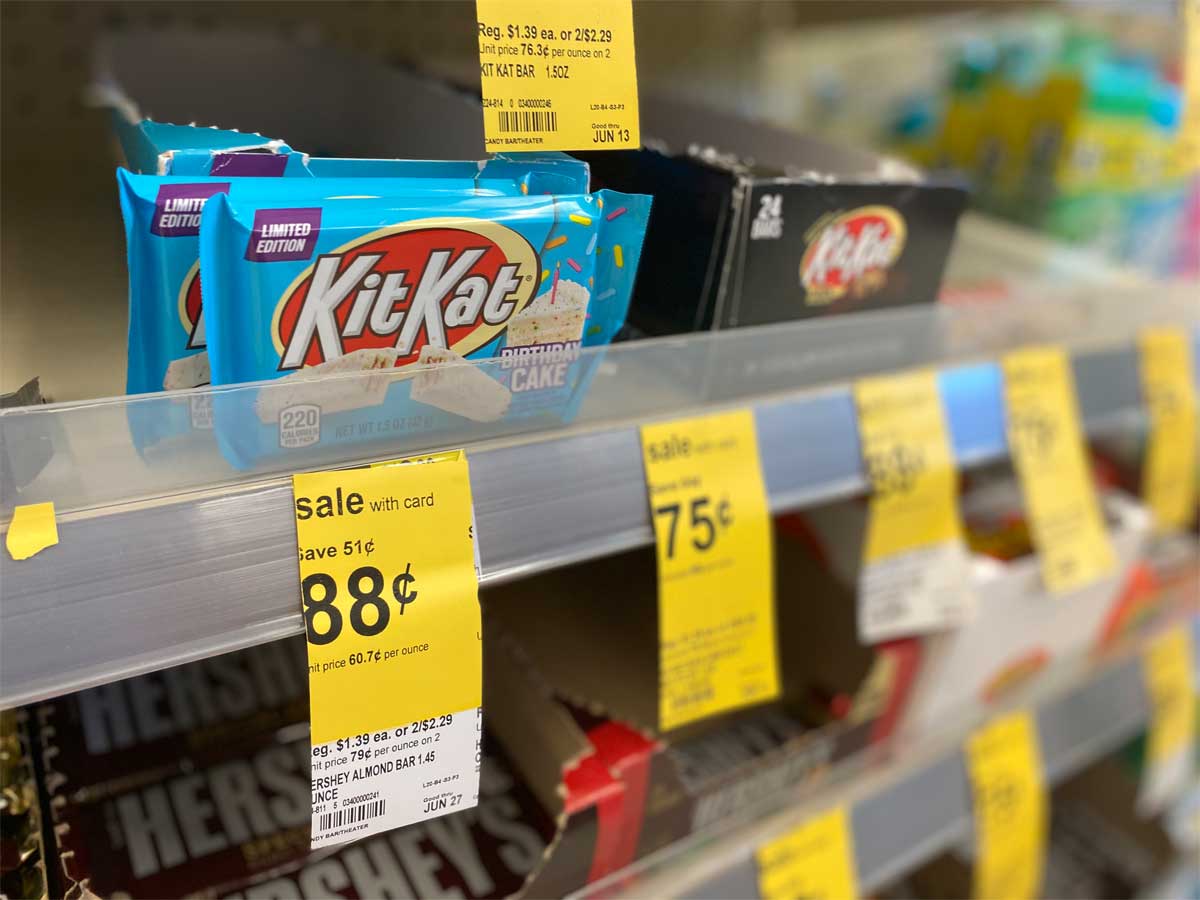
608,618,1200,900
0,343,1177,706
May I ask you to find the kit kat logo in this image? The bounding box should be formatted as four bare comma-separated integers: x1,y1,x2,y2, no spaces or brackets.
799,206,906,305
272,219,538,371
177,261,206,350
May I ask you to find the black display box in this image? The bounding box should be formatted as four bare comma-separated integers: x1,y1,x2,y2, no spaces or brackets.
579,96,969,336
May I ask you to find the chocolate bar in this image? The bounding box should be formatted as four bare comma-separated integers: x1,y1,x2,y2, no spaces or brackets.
50,727,552,900
38,638,309,804
40,633,620,899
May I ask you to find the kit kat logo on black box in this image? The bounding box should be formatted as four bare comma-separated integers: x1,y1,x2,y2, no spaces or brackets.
151,183,231,237
245,207,323,262
272,219,538,371
799,206,906,305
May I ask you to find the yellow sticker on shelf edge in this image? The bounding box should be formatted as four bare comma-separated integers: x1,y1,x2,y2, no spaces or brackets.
1002,346,1115,594
756,806,859,900
293,452,481,849
966,710,1047,900
6,502,58,561
854,368,974,642
640,409,780,731
1144,626,1197,765
1139,328,1198,533
476,0,640,152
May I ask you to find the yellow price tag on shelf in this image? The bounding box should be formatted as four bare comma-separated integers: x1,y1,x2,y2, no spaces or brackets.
476,0,640,152
1139,328,1198,533
1002,346,1115,593
966,710,1047,900
640,409,779,731
1180,0,1200,169
854,368,974,642
293,451,481,848
756,806,859,900
1144,626,1197,764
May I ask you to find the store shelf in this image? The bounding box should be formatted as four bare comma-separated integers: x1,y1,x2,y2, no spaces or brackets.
1,290,1197,708
576,616,1200,899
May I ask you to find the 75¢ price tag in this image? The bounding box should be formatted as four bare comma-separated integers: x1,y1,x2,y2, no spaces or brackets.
755,806,859,900
966,711,1047,900
854,369,974,643
476,0,640,152
640,409,780,731
1139,625,1197,813
1139,328,1198,533
292,451,481,849
1002,346,1115,593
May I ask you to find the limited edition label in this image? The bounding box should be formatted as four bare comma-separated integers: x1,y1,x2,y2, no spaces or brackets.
292,452,481,848
641,409,780,731
476,0,640,152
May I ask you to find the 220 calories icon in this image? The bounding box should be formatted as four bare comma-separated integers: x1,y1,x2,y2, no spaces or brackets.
654,494,732,559
302,563,418,645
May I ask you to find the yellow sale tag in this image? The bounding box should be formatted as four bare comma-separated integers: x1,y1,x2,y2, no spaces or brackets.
966,711,1047,900
476,0,640,152
1139,328,1198,533
756,807,859,900
855,369,974,641
1181,0,1200,170
1144,626,1197,764
1003,346,1115,593
293,452,481,848
640,410,780,731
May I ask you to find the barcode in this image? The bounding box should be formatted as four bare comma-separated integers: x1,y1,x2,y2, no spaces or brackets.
496,110,558,133
319,799,385,832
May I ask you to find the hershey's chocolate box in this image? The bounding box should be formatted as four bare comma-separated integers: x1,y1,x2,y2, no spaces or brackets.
575,703,871,862
48,727,552,900
580,96,967,336
38,635,607,900
38,638,310,803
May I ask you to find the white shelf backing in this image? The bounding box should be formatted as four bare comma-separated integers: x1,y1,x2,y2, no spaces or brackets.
1,295,1198,707
577,616,1200,900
